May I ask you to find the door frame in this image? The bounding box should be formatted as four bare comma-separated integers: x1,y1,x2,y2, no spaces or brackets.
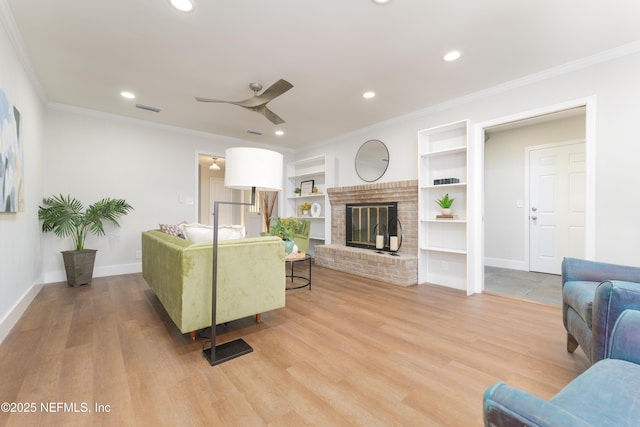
470,96,596,294
525,139,586,273
195,150,225,224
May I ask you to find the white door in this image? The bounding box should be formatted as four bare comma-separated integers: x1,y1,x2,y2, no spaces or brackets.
209,177,233,226
529,142,585,274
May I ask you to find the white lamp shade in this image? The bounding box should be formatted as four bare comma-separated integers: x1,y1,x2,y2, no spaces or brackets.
224,147,283,191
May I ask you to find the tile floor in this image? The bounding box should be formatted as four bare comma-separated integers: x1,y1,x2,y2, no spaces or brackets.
484,266,562,306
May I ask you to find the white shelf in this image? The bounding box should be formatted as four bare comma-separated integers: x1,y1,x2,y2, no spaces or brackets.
421,182,467,189
421,246,467,255
287,193,326,199
420,146,467,158
418,120,471,291
422,219,467,224
285,154,336,255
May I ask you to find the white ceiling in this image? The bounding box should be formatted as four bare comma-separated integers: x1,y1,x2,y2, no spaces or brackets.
6,0,640,149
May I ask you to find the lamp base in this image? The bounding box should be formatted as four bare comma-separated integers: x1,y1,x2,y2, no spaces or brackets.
203,338,253,366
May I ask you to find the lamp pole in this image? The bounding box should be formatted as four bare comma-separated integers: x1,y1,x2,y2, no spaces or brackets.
203,188,256,366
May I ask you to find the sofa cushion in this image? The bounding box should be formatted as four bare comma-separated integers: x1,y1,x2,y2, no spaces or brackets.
550,359,640,426
218,224,246,240
181,223,246,243
182,223,214,243
563,281,597,328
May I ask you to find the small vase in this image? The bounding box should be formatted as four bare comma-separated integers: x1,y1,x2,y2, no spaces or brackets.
441,208,452,215
284,239,295,254
302,209,310,216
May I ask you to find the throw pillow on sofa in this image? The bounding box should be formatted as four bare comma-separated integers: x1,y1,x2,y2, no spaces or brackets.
181,223,246,243
160,222,186,238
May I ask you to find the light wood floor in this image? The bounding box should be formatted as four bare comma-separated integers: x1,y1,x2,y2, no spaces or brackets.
0,265,589,427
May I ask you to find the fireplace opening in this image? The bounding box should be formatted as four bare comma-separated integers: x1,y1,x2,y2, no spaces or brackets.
346,202,398,251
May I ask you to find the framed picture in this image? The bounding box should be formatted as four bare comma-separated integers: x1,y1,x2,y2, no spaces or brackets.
300,179,314,196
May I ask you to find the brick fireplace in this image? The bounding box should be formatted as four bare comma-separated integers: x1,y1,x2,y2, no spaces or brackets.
314,180,418,286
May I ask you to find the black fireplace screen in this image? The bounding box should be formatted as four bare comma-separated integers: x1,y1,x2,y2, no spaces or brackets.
346,202,398,250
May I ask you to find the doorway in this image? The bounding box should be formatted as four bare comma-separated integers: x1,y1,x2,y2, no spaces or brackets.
196,152,265,235
480,103,591,301
528,141,585,274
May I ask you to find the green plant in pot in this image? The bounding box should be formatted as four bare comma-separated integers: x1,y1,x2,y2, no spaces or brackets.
436,193,454,215
38,194,133,287
269,216,303,253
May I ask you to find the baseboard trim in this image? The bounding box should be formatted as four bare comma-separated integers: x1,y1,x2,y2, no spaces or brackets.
43,262,142,284
0,282,43,345
484,257,528,271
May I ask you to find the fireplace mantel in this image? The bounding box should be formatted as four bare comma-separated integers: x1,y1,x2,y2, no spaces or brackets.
314,180,418,286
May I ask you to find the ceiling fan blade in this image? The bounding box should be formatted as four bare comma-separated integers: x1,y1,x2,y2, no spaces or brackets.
255,79,294,103
261,106,286,125
195,79,292,124
194,96,226,103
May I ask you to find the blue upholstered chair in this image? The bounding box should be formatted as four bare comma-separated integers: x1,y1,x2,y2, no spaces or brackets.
562,257,640,365
483,309,640,427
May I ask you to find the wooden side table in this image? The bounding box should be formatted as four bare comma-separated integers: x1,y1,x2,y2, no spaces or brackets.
285,253,312,290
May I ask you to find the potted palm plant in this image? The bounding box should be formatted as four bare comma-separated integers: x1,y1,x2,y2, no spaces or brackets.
38,194,133,287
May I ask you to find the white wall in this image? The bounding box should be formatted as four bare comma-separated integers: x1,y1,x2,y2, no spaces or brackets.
41,106,287,282
484,115,585,270
0,7,45,342
298,46,640,266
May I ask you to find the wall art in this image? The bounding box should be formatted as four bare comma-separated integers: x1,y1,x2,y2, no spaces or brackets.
0,88,23,213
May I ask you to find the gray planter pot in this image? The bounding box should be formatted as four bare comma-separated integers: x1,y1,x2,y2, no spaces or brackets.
61,249,97,287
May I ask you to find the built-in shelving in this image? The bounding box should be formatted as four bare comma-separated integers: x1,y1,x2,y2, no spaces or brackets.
418,120,471,291
285,155,336,254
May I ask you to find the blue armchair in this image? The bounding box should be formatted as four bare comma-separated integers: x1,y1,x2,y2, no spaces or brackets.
483,309,640,427
562,257,640,364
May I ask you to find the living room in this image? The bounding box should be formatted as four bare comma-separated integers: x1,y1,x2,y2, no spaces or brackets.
2,1,640,425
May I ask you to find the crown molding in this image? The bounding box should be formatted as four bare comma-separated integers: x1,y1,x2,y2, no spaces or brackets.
0,0,48,103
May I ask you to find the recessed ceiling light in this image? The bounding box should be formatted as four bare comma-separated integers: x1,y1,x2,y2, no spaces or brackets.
443,50,462,62
372,0,391,4
275,130,284,136
120,91,135,99
170,0,193,12
363,91,376,99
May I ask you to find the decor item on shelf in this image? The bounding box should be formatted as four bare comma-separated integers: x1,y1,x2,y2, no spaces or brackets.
310,202,321,218
259,191,278,232
312,186,319,193
206,146,283,366
294,187,301,196
300,179,314,196
269,217,304,253
435,193,454,216
299,203,311,216
433,178,460,185
389,218,403,256
37,194,133,287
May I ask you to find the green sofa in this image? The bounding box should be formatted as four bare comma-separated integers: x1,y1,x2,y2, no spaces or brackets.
141,230,286,336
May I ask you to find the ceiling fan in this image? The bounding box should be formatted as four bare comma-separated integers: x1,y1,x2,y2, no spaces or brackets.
195,79,293,125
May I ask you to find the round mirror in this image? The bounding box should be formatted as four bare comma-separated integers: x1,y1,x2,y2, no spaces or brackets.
355,139,389,182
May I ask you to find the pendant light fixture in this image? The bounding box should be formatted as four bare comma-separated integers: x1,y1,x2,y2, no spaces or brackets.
209,157,220,171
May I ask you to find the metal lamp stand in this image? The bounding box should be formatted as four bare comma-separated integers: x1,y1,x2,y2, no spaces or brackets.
203,187,256,366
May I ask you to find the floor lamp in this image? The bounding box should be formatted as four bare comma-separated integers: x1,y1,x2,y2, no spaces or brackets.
203,147,283,366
